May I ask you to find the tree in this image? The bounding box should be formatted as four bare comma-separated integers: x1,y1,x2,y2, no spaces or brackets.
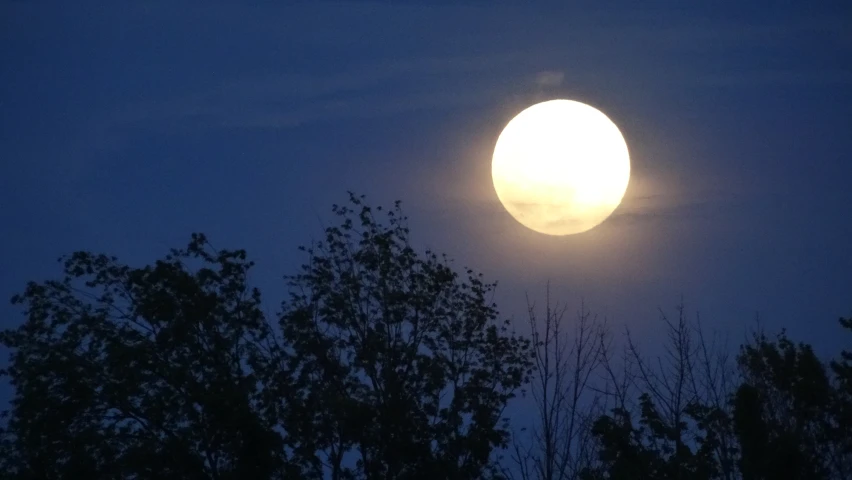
579,305,738,480
505,290,605,480
829,317,852,478
0,234,292,479
0,193,534,480
732,320,852,480
277,193,533,479
573,308,852,480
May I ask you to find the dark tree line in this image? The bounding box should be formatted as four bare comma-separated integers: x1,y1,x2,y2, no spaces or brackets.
1,194,850,479
504,298,852,480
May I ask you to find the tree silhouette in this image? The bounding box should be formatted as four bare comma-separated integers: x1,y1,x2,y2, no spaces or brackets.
2,191,850,479
573,310,852,480
277,193,533,479
0,193,533,480
504,290,605,480
733,322,852,479
578,307,733,480
0,233,290,479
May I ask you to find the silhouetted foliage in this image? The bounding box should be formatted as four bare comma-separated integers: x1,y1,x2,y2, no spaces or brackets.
277,193,533,479
0,193,533,480
0,233,289,479
732,323,852,479
1,191,850,479
575,314,852,480
577,307,733,480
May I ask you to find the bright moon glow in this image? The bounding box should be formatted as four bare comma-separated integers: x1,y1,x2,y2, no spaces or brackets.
492,99,630,236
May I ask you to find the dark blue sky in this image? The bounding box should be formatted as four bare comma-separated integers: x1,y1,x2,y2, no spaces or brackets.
2,1,851,405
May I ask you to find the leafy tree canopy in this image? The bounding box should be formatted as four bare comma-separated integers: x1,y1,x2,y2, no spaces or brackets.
0,193,533,480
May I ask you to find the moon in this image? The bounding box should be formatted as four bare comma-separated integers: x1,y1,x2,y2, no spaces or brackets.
492,99,631,236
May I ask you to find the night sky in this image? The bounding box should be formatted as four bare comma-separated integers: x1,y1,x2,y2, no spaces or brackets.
2,1,851,410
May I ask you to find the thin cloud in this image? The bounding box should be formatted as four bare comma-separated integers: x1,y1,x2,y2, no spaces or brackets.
93,51,553,144
535,71,565,88
606,189,745,226
88,5,848,146
696,70,852,88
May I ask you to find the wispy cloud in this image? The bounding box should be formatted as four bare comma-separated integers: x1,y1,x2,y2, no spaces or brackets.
535,71,565,88
604,182,756,227
609,197,719,225
93,52,562,145
695,70,852,88
89,3,850,147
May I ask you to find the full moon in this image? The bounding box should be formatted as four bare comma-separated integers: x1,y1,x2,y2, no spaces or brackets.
492,99,631,236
